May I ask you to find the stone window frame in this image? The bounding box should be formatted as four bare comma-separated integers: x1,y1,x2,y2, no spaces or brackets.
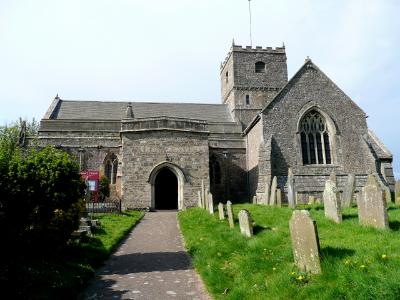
245,94,250,105
255,61,266,73
296,103,338,167
104,153,118,184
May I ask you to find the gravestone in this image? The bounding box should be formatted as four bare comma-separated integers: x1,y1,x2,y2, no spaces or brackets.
198,190,203,208
342,174,355,208
289,210,321,274
276,188,282,207
201,180,206,208
287,168,296,208
308,195,315,205
269,176,278,205
218,202,225,220
208,193,214,214
323,179,342,223
226,201,234,228
252,195,257,204
357,174,388,229
238,209,253,237
315,198,321,204
205,188,210,210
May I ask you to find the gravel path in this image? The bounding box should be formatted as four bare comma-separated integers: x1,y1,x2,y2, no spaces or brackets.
79,211,210,300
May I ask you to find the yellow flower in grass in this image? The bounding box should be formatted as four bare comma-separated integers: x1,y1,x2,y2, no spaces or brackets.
272,267,277,271
297,275,304,281
344,259,351,265
381,254,388,260
360,264,366,269
290,271,296,276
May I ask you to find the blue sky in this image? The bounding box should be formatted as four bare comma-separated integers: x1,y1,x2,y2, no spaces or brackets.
0,0,399,178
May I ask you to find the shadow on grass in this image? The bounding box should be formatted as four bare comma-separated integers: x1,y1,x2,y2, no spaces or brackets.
342,213,358,221
389,221,400,231
387,206,399,211
320,246,355,259
253,225,271,235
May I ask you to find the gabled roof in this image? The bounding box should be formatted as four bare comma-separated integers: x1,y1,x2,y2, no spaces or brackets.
243,58,366,134
367,129,392,160
44,99,234,123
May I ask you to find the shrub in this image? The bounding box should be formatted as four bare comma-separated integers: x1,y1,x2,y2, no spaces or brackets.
99,175,110,202
1,146,85,256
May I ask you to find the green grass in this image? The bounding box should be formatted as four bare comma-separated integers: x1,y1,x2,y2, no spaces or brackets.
179,204,400,300
12,211,144,299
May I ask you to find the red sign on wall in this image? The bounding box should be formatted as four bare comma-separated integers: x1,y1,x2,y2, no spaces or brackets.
80,170,100,202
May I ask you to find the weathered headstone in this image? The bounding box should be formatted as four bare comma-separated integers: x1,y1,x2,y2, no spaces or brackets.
208,192,214,215
205,188,210,210
315,198,321,205
226,201,234,228
308,195,315,205
269,176,278,205
218,202,225,220
357,174,388,229
201,180,206,208
289,210,321,274
238,209,253,237
342,174,355,208
323,179,342,223
197,190,203,208
276,188,282,207
287,168,296,208
252,195,257,204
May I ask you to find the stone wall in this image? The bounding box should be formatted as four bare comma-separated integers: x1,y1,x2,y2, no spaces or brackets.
259,61,383,194
121,130,209,209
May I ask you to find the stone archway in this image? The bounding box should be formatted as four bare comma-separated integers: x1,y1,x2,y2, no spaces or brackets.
148,162,186,210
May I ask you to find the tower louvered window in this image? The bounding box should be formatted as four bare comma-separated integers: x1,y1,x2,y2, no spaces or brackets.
300,110,332,165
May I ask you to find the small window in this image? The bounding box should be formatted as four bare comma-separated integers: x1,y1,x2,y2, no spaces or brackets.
255,61,265,73
225,71,228,83
245,95,250,105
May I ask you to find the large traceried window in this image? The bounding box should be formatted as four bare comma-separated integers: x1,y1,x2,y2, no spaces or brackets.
104,153,118,184
300,110,332,165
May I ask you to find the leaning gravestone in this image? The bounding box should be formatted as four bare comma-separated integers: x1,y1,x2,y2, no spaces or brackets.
289,210,321,274
276,188,282,207
218,202,225,220
323,179,342,223
238,209,253,237
308,195,315,205
357,174,388,229
197,190,203,208
205,188,210,210
208,193,214,215
226,201,234,228
269,176,278,205
287,168,296,208
342,174,355,208
201,180,206,208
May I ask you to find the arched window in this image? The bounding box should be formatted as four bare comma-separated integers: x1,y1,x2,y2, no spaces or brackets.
104,153,118,184
255,61,265,73
245,94,250,105
300,110,332,165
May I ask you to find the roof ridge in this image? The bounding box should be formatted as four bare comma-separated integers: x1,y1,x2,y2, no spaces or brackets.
60,99,226,106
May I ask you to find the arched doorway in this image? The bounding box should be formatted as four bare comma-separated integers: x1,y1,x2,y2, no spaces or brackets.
154,168,178,209
148,162,186,210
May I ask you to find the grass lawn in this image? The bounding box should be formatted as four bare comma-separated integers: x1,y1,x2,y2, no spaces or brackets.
179,204,400,300
12,210,144,299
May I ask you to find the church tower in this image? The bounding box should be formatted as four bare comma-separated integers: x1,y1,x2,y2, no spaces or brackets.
220,42,288,129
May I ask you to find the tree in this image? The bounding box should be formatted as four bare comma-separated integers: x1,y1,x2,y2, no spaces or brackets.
1,145,85,256
99,175,110,202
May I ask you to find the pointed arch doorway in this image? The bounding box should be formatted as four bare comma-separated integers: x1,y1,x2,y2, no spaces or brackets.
148,162,186,210
154,168,178,209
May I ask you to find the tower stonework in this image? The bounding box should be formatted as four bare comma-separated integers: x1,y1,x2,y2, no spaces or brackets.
220,43,288,129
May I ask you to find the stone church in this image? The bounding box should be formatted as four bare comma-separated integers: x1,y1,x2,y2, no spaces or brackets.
36,42,395,210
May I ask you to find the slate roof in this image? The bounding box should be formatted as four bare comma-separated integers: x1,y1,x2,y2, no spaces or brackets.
367,129,392,160
47,99,234,123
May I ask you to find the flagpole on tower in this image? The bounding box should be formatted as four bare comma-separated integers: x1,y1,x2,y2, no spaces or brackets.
248,0,253,47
